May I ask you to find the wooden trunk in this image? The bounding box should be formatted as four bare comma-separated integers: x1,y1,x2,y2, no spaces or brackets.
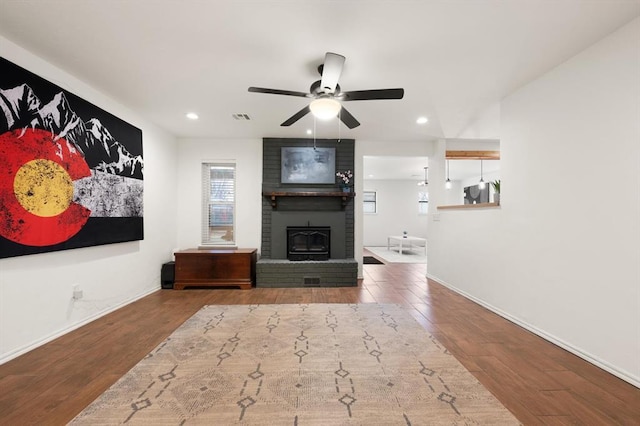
174,249,257,290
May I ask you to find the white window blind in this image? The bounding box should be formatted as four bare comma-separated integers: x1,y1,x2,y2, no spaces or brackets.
201,163,236,245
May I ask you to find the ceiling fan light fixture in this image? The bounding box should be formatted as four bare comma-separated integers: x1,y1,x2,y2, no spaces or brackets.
248,52,404,129
309,97,341,120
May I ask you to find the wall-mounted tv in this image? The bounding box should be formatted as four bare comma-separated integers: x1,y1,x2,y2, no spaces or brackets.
464,184,489,204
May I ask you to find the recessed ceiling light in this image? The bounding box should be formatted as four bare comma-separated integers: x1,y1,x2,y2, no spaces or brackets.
416,116,428,124
306,129,312,135
186,112,199,120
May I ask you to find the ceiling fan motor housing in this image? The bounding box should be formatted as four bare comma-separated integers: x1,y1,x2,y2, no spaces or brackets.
310,80,340,96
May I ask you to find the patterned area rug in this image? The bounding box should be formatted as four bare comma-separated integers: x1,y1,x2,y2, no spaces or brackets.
70,304,519,425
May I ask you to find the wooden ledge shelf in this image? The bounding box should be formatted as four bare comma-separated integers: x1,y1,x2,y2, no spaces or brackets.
437,202,500,210
264,191,355,208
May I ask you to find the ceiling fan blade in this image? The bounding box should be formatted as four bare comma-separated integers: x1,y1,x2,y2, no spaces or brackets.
340,88,405,101
281,105,311,126
248,87,310,98
339,106,360,129
320,52,345,94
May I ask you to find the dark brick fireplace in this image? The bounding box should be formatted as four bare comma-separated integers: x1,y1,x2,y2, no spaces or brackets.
256,138,357,287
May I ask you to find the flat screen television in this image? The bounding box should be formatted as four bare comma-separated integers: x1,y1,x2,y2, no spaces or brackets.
464,184,489,204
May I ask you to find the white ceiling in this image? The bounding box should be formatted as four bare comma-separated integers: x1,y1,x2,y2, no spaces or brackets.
0,1,637,181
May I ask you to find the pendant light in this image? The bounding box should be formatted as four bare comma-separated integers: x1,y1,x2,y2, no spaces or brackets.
478,159,486,189
417,166,428,186
445,159,452,189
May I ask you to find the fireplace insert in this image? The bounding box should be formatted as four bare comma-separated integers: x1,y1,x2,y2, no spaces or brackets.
286,226,330,261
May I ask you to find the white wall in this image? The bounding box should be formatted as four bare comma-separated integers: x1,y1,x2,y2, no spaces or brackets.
442,180,465,206
175,139,263,252
427,18,640,385
362,179,428,246
0,37,179,363
446,138,500,151
457,102,501,139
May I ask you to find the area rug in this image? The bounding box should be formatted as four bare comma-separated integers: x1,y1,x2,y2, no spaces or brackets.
363,256,384,265
70,304,519,425
365,246,427,264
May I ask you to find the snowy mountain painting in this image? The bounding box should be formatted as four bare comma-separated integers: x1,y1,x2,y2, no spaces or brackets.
0,57,144,259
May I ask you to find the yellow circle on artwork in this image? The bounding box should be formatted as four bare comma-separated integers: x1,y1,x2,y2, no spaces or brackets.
14,159,74,217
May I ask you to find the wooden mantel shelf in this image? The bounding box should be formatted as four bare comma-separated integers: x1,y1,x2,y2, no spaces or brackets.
437,202,500,210
263,191,355,208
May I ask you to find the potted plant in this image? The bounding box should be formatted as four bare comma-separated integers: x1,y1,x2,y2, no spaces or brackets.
491,179,501,204
336,170,353,192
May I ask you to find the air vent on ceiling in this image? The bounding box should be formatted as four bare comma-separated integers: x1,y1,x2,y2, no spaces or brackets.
232,113,251,120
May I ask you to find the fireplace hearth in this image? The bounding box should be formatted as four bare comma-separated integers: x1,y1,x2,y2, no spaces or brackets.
287,226,330,261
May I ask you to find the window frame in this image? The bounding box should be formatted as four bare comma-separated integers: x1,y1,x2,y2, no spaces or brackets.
363,190,377,214
418,191,429,215
201,162,236,246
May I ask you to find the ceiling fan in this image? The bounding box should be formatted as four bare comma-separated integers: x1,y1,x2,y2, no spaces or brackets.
248,52,404,129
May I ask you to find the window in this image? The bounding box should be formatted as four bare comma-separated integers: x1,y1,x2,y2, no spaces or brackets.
418,192,428,214
363,191,377,214
202,163,236,245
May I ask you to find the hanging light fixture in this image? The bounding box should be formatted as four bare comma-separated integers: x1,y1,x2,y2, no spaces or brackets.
309,96,341,120
417,166,428,186
445,159,452,189
478,159,486,189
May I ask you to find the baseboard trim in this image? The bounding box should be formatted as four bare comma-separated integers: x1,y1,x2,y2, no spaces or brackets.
426,273,640,388
0,286,160,365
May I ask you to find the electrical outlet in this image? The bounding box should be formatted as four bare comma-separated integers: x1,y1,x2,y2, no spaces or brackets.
72,285,83,300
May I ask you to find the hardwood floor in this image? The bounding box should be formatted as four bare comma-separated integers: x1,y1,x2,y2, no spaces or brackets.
1,256,638,425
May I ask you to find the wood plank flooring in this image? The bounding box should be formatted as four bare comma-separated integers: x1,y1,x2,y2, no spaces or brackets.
1,255,638,424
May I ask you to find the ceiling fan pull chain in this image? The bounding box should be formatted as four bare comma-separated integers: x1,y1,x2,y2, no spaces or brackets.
313,115,317,150
337,108,341,143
